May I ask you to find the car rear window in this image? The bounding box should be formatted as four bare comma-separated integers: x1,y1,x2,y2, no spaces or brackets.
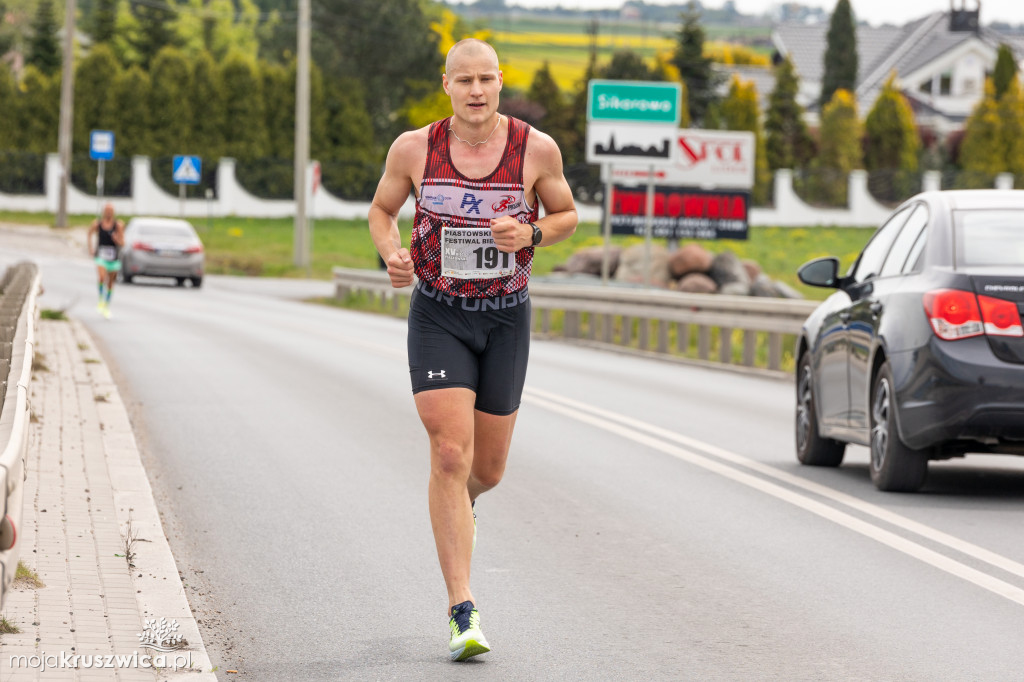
955,210,1024,266
137,224,194,238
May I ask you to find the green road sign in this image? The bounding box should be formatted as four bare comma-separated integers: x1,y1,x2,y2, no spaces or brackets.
588,80,682,125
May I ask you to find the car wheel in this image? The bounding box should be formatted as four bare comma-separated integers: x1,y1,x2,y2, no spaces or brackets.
191,277,202,288
870,361,928,492
176,277,186,287
795,352,846,466
122,273,133,284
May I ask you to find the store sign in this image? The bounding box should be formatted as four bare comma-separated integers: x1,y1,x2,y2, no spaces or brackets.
609,185,750,240
609,129,756,189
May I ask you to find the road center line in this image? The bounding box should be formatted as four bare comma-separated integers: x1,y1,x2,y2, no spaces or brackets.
524,388,1024,608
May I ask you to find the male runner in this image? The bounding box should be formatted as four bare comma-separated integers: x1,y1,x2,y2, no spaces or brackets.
368,38,577,661
87,203,125,319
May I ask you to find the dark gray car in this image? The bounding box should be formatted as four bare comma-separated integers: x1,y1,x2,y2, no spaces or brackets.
796,190,1024,492
120,217,205,287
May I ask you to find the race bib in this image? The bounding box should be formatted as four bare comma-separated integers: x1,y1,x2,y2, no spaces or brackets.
97,245,117,261
440,227,514,280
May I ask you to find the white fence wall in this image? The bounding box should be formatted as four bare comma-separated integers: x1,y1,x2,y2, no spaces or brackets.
0,157,1007,227
2,154,417,220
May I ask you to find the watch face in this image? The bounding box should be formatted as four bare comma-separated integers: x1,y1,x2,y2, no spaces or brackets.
532,224,542,245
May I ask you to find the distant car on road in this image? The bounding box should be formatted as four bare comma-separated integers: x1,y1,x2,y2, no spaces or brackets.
120,217,204,288
795,190,1024,492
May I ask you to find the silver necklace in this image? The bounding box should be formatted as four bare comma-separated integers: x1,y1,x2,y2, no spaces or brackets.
449,115,502,147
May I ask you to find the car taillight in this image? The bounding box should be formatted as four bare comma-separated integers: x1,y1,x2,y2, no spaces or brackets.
134,241,154,252
978,294,1024,337
185,245,203,254
923,289,983,340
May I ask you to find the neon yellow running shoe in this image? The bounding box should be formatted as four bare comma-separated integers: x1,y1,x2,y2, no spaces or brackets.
102,304,112,320
97,300,106,315
448,601,490,662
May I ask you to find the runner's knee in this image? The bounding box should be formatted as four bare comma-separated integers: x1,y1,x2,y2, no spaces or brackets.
432,439,472,479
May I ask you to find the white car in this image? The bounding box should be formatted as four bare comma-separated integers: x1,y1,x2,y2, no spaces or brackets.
120,217,205,287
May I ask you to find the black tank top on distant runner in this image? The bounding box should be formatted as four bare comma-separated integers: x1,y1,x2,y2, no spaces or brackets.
96,220,119,259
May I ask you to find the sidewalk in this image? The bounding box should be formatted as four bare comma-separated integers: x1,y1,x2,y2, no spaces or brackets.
0,318,215,680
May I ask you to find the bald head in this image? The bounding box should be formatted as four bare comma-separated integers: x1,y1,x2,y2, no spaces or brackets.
102,202,115,220
445,39,499,76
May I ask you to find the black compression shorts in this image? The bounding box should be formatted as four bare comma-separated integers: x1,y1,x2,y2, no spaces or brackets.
407,280,531,416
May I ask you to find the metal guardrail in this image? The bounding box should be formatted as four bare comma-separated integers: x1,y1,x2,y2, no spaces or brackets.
333,267,818,378
0,262,40,607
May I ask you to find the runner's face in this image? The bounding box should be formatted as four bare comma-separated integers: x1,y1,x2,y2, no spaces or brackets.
444,52,502,126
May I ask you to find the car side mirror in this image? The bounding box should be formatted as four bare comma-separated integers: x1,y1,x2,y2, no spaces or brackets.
798,257,841,289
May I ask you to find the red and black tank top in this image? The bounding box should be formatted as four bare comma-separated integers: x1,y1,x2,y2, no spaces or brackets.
410,115,539,298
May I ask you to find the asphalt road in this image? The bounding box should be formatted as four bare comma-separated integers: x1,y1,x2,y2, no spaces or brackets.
5,226,1024,681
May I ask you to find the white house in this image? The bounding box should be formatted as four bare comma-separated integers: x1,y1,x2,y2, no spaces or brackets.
771,3,1024,135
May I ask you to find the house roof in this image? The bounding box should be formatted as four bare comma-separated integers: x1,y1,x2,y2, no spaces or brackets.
772,11,1023,113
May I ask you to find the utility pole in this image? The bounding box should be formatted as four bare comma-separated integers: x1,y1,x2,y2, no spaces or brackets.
293,0,311,269
56,0,77,228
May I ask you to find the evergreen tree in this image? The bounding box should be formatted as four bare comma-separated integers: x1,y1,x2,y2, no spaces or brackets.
765,56,815,170
27,0,61,76
671,1,718,125
813,88,862,205
314,0,442,142
190,51,226,161
997,77,1024,181
91,0,118,45
113,66,152,157
600,50,663,81
958,79,1002,182
147,47,193,157
13,66,59,152
132,0,177,69
220,52,269,159
993,43,1018,100
864,74,919,172
528,61,576,158
820,0,858,108
73,45,123,155
322,76,378,198
0,0,15,57
260,61,291,159
720,76,771,205
0,62,14,150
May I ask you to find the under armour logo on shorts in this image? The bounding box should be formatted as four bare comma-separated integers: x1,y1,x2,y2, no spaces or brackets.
427,370,447,379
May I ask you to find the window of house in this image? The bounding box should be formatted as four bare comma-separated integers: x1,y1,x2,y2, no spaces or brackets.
940,72,953,95
919,78,933,94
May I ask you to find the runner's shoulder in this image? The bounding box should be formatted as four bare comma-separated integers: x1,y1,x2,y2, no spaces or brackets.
386,126,430,172
524,127,562,168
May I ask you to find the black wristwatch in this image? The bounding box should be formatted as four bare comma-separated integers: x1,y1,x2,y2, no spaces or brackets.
529,221,543,246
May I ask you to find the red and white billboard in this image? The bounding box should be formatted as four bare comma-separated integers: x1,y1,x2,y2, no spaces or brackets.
606,128,756,190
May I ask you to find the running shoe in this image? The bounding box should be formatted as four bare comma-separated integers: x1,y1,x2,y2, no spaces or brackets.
448,601,489,661
97,301,106,315
102,305,112,320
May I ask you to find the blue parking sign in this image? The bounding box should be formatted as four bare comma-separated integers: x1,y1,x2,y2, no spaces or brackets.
90,130,115,160
173,155,202,185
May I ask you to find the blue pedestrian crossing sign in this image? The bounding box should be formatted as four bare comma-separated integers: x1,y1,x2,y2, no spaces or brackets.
173,155,202,185
90,130,115,161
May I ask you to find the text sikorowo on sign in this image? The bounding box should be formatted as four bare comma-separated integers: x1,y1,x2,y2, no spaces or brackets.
609,185,750,240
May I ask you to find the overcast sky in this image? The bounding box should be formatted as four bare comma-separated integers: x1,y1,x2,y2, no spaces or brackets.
509,1,1024,27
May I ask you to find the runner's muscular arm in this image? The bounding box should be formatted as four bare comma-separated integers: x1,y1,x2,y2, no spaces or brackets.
490,130,577,252
113,220,125,247
369,130,425,288
86,220,98,255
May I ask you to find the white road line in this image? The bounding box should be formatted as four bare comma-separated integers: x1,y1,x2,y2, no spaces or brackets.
524,389,1024,608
